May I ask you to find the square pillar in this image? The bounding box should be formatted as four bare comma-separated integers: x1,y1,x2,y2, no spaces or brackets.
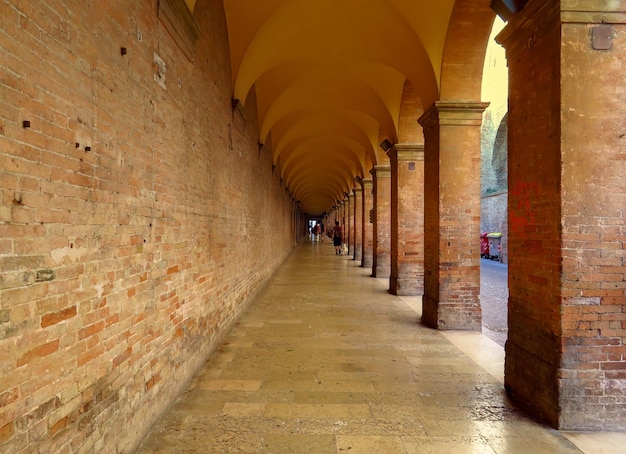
371,165,391,278
388,144,424,296
498,0,626,430
352,186,363,262
360,178,374,268
344,195,351,250
347,192,355,256
418,101,488,331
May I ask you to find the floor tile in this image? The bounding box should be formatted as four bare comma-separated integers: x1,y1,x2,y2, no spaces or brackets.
137,242,616,453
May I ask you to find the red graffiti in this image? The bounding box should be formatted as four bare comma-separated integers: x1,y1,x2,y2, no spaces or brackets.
510,181,540,232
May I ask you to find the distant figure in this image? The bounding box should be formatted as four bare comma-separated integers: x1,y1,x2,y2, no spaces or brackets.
319,223,325,243
312,223,320,241
332,221,342,255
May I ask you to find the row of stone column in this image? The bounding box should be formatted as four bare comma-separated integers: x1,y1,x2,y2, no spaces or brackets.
329,1,626,431
329,102,487,334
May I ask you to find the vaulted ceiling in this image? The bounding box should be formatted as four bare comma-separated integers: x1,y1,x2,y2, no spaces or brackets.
219,0,495,215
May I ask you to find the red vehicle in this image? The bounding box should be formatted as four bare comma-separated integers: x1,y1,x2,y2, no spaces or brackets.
480,232,490,258
481,232,502,261
487,232,502,261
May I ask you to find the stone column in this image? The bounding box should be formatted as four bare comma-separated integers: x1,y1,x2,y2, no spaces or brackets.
418,101,488,331
498,0,626,430
347,192,355,255
388,144,424,295
340,199,348,244
344,194,350,252
352,186,363,262
361,178,374,269
337,202,343,231
371,165,391,278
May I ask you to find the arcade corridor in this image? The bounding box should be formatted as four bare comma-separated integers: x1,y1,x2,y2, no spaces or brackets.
137,241,622,453
1,1,624,451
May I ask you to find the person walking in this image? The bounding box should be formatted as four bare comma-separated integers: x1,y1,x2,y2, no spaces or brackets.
332,221,342,255
312,223,320,241
319,222,325,243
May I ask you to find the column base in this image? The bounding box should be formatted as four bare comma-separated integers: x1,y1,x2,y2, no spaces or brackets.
421,294,481,331
373,267,390,279
389,277,423,296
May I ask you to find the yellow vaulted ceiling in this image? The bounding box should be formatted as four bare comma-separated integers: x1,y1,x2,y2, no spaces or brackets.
223,0,455,215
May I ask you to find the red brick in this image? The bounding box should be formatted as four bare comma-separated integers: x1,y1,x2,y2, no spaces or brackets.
0,422,14,444
41,305,76,328
16,339,60,367
77,343,105,367
112,347,132,369
78,321,105,340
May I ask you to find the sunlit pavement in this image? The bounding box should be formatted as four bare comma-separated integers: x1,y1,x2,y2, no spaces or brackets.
138,241,626,454
480,258,509,347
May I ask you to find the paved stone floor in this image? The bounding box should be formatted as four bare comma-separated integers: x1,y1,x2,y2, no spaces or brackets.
137,241,625,453
480,259,509,347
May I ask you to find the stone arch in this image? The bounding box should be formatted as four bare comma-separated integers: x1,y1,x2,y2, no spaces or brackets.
439,0,496,101
397,80,424,144
493,113,508,191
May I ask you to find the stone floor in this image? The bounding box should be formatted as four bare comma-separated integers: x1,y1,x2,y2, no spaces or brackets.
137,240,625,453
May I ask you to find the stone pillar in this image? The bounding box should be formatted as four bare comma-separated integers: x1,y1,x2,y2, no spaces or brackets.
418,101,488,331
361,178,374,269
347,192,354,254
343,193,353,245
498,0,626,430
341,198,348,243
371,165,391,278
388,144,424,295
338,202,343,230
352,186,363,262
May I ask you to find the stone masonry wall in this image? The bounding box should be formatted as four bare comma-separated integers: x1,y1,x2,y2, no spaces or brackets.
558,9,626,430
501,0,565,427
501,0,626,430
0,1,294,452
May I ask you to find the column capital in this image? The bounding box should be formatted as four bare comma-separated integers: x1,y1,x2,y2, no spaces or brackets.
418,101,490,128
562,6,626,24
361,177,373,190
496,0,558,52
370,165,391,178
352,186,363,194
388,143,424,162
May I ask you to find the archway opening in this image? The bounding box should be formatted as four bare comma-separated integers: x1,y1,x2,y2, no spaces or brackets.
480,17,509,347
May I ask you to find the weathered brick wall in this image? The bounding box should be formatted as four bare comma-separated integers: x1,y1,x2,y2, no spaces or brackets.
481,192,507,234
420,113,441,324
501,0,626,430
389,145,424,296
361,179,374,268
501,0,565,427
558,10,626,431
0,1,294,452
352,187,362,262
420,103,485,331
372,165,391,278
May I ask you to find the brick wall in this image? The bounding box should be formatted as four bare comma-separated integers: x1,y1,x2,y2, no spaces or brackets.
501,0,626,430
389,145,424,296
361,179,374,268
502,0,566,427
420,102,485,331
558,12,626,431
372,165,391,278
0,1,295,452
